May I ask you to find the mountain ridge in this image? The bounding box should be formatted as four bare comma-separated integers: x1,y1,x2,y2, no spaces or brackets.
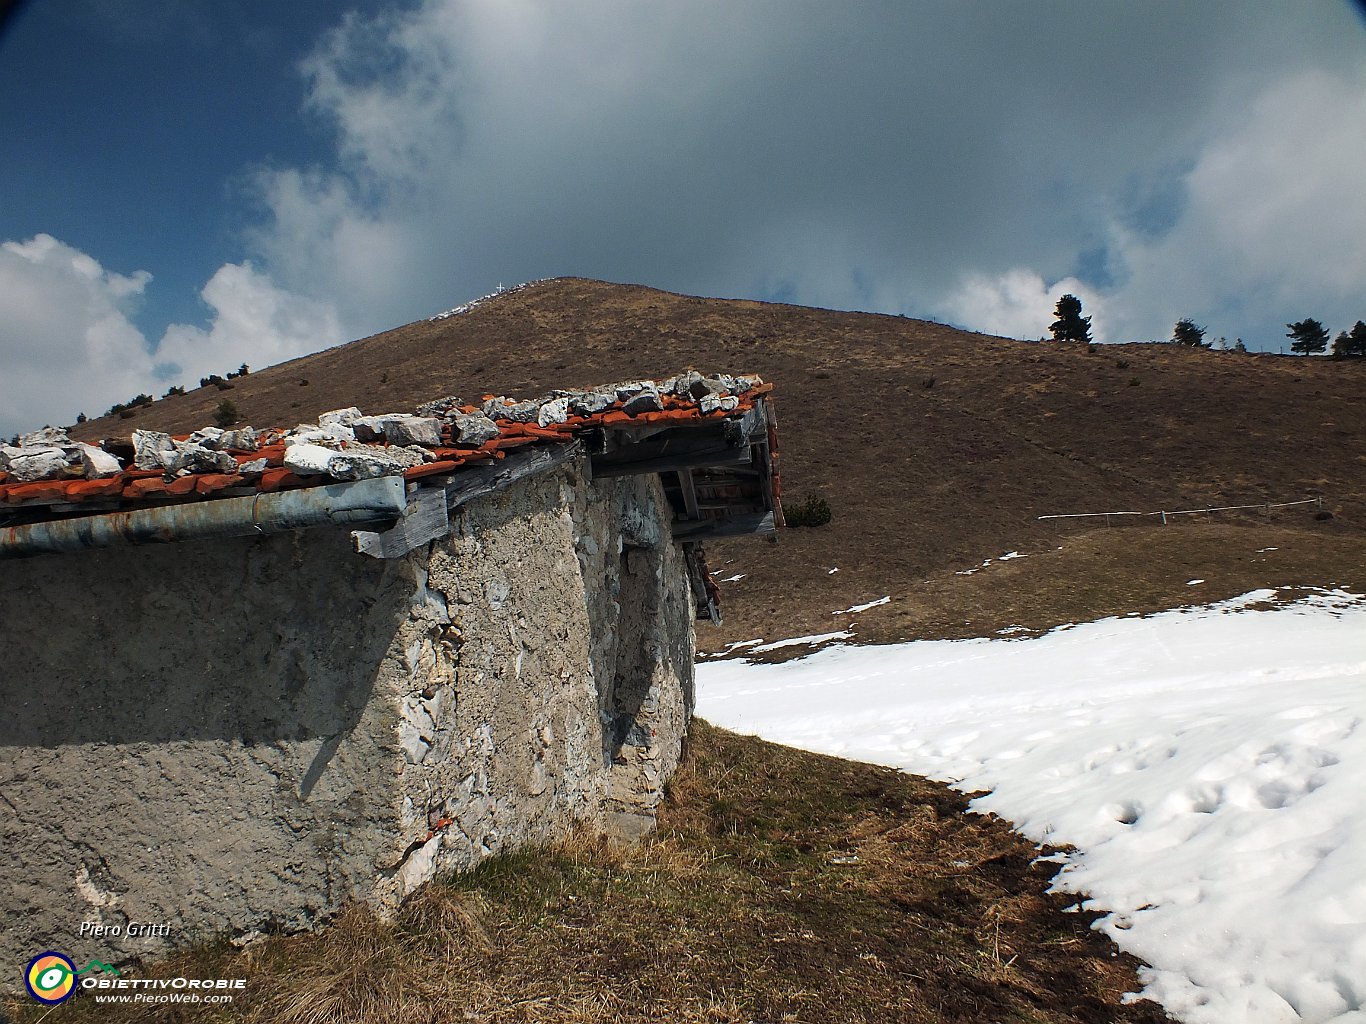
70,276,1365,649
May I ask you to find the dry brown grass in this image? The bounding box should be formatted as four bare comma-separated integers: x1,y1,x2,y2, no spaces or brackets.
68,277,1366,652
712,517,1366,658
6,723,1172,1024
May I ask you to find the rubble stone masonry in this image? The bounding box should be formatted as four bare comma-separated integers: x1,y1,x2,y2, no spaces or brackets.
0,455,692,977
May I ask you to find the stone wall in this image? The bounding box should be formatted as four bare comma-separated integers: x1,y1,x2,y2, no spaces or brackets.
0,455,693,976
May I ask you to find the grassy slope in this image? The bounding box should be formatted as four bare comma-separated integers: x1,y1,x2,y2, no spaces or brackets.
71,277,1366,648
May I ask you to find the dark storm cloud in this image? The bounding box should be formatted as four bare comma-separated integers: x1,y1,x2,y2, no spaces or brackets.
243,0,1366,347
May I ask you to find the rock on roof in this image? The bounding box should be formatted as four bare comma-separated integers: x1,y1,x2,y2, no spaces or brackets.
0,372,771,521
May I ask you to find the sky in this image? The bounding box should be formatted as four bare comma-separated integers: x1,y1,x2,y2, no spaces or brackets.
697,585,1366,1023
1,1,1365,435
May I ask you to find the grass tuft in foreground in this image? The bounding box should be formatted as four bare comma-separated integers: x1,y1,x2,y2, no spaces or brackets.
8,721,1171,1023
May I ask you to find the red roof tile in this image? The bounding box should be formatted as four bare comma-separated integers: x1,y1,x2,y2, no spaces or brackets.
0,375,775,521
194,473,245,495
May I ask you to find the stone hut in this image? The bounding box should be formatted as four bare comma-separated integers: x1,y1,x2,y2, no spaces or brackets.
0,372,780,974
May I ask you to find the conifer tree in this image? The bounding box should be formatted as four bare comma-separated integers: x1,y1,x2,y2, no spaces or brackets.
1333,321,1366,357
1351,321,1366,357
1171,319,1208,348
1286,318,1329,355
1050,294,1092,343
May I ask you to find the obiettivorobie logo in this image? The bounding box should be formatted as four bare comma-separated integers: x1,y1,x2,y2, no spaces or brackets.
26,952,88,1005
24,953,120,1004
24,952,244,1006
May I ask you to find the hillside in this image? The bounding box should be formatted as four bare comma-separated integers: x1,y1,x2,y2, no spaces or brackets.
71,277,1366,651
38,278,1364,1022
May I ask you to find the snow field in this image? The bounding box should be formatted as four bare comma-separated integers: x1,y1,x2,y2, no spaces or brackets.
696,589,1366,1024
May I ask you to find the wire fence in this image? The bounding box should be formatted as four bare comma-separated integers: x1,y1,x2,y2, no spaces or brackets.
1037,496,1324,526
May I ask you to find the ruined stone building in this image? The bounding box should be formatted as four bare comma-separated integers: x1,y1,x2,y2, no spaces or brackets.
0,372,780,972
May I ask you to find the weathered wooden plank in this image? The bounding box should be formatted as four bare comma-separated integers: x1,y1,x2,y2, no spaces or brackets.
672,510,775,540
730,402,766,445
445,442,582,510
593,445,752,479
759,397,785,528
702,465,762,478
677,469,701,519
682,541,721,626
591,426,734,469
353,443,583,558
352,484,449,559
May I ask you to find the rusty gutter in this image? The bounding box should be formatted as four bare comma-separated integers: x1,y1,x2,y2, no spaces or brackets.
0,476,408,559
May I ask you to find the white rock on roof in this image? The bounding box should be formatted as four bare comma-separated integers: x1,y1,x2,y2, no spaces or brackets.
319,407,365,428
218,427,258,451
351,414,442,447
481,398,541,424
163,443,238,476
186,426,224,448
537,397,570,427
452,412,500,445
17,426,71,448
132,429,175,471
283,442,343,476
3,446,70,482
567,389,616,416
283,442,412,481
77,443,122,479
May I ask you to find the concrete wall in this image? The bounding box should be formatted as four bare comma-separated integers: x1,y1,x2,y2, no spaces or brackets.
0,458,693,975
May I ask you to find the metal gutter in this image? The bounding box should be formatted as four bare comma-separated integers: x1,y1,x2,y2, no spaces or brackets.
0,476,408,559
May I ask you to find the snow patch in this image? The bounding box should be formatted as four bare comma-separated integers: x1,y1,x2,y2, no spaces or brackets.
834,596,891,615
749,630,855,653
428,280,543,321
957,551,1027,575
698,589,1366,1024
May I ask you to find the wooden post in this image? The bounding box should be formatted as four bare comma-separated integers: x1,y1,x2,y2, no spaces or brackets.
677,469,701,520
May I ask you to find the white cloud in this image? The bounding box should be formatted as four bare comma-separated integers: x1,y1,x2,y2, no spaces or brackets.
932,269,1109,342
156,262,343,387
1100,68,1366,346
0,234,156,435
0,235,342,436
931,67,1366,347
